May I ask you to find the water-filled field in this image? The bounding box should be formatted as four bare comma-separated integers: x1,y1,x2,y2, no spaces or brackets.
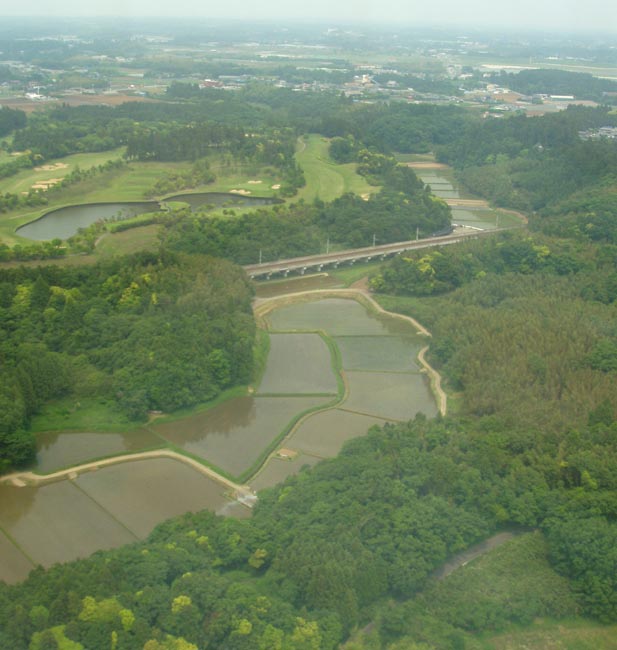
0,531,35,584
74,458,232,538
289,408,385,458
0,458,238,583
335,335,423,372
250,453,321,492
252,296,438,491
35,429,162,473
268,297,410,336
343,371,437,421
151,396,330,476
451,207,501,230
258,333,338,394
0,480,138,571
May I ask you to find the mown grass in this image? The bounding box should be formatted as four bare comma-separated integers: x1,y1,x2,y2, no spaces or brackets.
329,260,384,286
30,396,140,434
0,149,125,195
295,134,376,203
94,224,162,258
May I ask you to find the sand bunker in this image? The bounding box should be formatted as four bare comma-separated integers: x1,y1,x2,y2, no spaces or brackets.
31,178,64,190
271,184,281,190
247,179,263,185
34,163,69,172
230,189,252,195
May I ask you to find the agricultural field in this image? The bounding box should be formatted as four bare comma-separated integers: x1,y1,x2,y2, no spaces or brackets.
0,457,236,583
252,295,438,488
257,333,339,395
151,395,331,478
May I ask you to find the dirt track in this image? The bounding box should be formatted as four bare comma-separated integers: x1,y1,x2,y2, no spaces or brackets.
1,449,255,503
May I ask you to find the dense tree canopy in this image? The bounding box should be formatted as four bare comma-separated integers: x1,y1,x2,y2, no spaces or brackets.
0,253,255,469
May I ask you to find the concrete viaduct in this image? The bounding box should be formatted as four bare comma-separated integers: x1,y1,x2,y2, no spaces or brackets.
244,227,501,280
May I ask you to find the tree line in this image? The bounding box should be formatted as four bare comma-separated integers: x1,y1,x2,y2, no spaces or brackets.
0,253,255,470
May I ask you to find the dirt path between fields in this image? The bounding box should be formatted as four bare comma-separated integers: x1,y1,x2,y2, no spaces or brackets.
1,449,256,504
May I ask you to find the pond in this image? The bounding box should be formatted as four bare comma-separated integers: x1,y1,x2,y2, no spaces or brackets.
16,201,161,241
164,192,282,211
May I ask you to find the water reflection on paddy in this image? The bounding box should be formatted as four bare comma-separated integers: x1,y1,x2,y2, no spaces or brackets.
35,429,162,474
0,481,137,569
289,408,385,458
251,453,321,492
343,371,437,421
268,298,410,336
152,396,329,476
252,296,438,494
0,458,240,583
336,335,423,372
258,333,337,395
75,458,232,538
0,531,35,584
452,208,499,230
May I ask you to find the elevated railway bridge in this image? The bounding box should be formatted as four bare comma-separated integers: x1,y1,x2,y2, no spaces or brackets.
244,227,504,280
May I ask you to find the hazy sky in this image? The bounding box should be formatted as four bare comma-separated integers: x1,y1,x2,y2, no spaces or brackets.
3,0,617,34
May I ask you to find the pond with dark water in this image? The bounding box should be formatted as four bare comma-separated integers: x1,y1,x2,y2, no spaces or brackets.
164,192,282,211
17,201,161,241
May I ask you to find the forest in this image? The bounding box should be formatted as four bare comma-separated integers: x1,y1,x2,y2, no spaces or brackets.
0,82,617,649
0,253,255,470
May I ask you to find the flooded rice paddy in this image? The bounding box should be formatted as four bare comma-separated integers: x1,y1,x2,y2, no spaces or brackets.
35,429,162,474
416,170,501,230
268,297,411,336
254,296,437,488
1,294,438,584
151,396,330,477
0,458,235,583
258,333,338,395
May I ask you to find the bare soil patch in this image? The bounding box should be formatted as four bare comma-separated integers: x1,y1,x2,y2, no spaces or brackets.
406,162,449,169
